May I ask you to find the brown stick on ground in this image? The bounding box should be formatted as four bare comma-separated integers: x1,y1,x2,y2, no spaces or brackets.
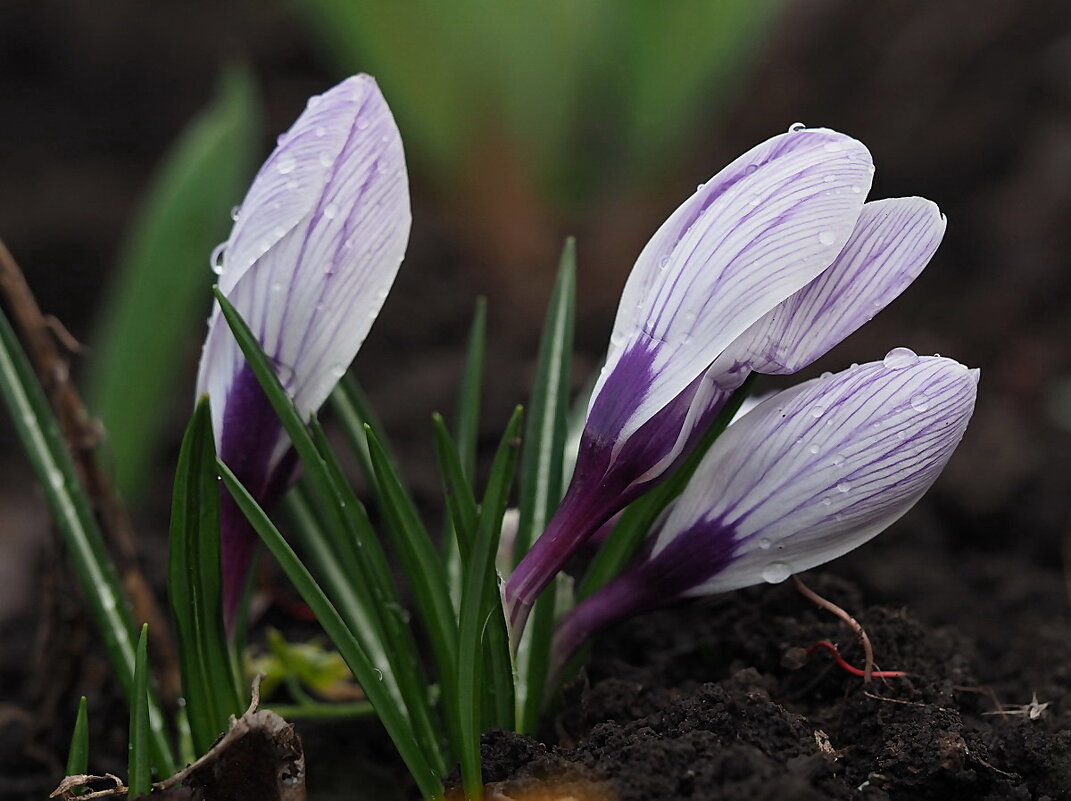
792,574,876,683
0,236,180,701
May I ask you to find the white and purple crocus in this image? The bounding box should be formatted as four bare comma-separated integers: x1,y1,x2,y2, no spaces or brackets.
196,75,410,627
504,126,954,634
551,353,977,669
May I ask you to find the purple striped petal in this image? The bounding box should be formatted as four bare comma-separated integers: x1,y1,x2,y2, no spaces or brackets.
712,198,946,378
195,75,410,627
588,127,873,447
654,353,977,596
550,354,977,668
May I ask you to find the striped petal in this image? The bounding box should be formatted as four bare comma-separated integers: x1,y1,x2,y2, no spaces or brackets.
711,198,946,379
652,354,978,597
587,127,874,448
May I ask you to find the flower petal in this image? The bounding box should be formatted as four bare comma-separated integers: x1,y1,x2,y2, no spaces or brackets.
713,197,946,378
197,74,410,441
587,128,874,446
650,355,977,597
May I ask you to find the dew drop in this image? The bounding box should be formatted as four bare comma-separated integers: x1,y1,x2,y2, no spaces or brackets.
832,453,846,466
823,173,836,183
210,242,227,274
897,430,907,440
373,668,383,680
758,538,772,551
883,347,918,370
821,497,833,507
273,225,286,238
762,561,792,584
276,133,288,146
808,444,820,455
745,164,759,174
277,155,296,175
659,257,670,272
230,205,241,221
696,182,706,191
319,152,333,168
818,230,836,247
357,119,370,131
323,202,339,220
307,94,322,109
748,195,761,206
788,122,806,133
820,371,833,380
910,393,930,412
329,364,347,379
851,184,862,194
837,481,852,493
811,405,826,419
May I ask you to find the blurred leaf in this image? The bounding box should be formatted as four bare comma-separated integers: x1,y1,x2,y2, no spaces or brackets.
578,375,754,601
90,66,261,503
431,414,478,560
0,309,176,776
128,624,152,799
513,239,575,733
168,398,243,756
329,373,394,485
66,697,89,782
218,460,444,800
456,406,523,801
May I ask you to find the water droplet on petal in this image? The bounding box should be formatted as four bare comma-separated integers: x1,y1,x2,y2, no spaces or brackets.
883,347,918,370
762,561,792,584
357,119,370,131
319,152,333,168
820,371,833,380
307,94,322,109
832,453,846,466
210,242,227,274
808,444,820,455
696,182,706,191
748,195,761,206
788,122,806,133
329,364,347,379
277,155,296,175
837,481,852,493
276,133,288,146
821,497,833,507
758,538,772,550
851,184,862,194
818,230,836,247
230,205,241,221
910,393,930,412
811,405,826,419
323,202,338,220
897,430,907,440
823,173,836,183
659,257,670,271
745,164,759,174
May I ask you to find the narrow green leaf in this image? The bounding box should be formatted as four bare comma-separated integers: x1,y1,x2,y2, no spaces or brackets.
219,462,444,800
513,239,576,732
168,398,243,756
128,624,152,798
456,407,523,801
90,66,261,503
578,374,755,601
213,291,445,773
431,414,477,556
329,374,396,485
174,702,196,769
0,310,175,776
66,697,89,780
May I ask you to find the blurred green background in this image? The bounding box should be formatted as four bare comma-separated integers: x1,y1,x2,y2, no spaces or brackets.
2,0,1070,794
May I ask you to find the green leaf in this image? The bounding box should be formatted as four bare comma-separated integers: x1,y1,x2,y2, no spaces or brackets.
90,66,261,503
128,624,152,798
329,374,396,486
366,426,458,681
456,407,523,801
213,289,446,774
578,374,755,601
168,398,243,756
66,696,89,780
0,309,176,776
218,461,444,800
431,414,478,558
513,239,575,732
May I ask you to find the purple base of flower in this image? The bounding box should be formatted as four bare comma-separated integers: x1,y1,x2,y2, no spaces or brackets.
218,364,297,632
551,515,738,674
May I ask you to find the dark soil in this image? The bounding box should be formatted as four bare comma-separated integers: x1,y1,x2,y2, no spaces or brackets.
479,566,1071,801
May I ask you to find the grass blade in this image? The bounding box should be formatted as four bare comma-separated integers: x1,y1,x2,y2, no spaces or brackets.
90,66,261,503
128,625,152,798
219,461,444,800
66,696,89,780
456,407,523,801
577,375,755,601
513,239,576,732
329,373,396,485
168,398,243,756
431,414,477,557
0,309,175,776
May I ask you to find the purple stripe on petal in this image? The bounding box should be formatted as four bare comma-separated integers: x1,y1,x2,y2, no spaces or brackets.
590,128,873,445
649,355,976,598
715,197,946,376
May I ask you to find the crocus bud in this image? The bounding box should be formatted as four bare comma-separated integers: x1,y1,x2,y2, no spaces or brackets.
551,354,978,668
196,75,410,627
505,128,946,635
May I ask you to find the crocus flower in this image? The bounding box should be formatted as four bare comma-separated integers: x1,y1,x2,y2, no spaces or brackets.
504,126,946,632
551,354,978,668
196,75,410,626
